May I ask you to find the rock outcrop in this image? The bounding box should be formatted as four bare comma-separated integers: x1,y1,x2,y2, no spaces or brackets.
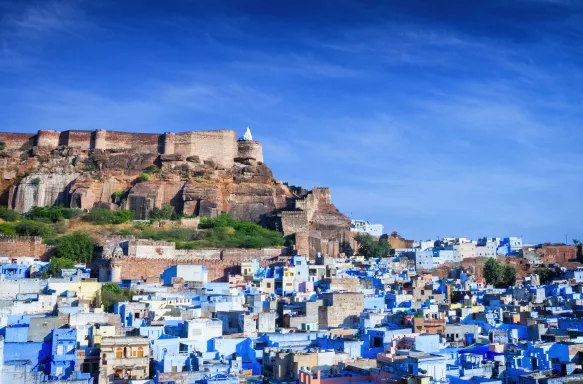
0,129,351,256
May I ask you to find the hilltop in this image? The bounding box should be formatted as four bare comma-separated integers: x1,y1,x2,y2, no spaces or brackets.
0,128,351,257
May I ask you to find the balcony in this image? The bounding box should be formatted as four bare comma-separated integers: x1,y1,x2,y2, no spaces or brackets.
103,357,150,368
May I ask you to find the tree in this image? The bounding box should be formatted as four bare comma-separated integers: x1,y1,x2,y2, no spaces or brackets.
355,233,392,258
484,258,503,286
101,283,134,312
48,257,76,277
55,232,95,263
536,267,555,285
502,266,517,287
0,206,20,221
575,239,583,263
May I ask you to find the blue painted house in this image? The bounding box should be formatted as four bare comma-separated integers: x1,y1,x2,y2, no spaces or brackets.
50,328,77,379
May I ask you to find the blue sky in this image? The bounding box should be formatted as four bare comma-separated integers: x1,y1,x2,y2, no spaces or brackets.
0,0,582,243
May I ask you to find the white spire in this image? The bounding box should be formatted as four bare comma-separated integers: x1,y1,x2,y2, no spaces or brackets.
243,126,253,141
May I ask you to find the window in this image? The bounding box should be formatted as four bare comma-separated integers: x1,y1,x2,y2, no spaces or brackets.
137,346,144,358
57,345,64,355
116,348,122,359
56,366,63,376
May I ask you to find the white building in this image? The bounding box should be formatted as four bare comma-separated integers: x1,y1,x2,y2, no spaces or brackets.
415,249,455,270
476,241,497,258
350,220,383,238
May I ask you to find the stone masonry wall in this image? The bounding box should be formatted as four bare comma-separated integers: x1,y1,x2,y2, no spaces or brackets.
175,130,237,168
281,211,309,236
0,133,35,150
114,252,285,282
0,236,50,260
27,129,252,166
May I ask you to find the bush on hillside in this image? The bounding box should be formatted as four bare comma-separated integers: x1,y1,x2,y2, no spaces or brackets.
150,203,174,221
27,205,82,222
124,213,284,249
15,220,56,239
0,222,17,236
54,232,95,263
86,208,134,225
0,206,20,222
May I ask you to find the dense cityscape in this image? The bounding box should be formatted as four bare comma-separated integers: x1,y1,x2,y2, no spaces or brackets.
0,127,582,384
1,0,581,383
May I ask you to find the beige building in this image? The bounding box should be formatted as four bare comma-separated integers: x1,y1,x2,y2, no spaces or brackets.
99,336,150,384
264,348,340,380
318,292,364,329
453,242,476,262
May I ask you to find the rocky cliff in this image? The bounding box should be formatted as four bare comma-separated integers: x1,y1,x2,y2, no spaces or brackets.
0,131,351,248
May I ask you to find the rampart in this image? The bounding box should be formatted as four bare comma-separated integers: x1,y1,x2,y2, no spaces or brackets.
100,236,287,282
0,133,35,150
0,236,51,260
281,187,333,235
3,129,263,169
236,140,264,163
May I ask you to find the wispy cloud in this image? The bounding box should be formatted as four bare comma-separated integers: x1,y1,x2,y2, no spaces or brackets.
0,0,93,71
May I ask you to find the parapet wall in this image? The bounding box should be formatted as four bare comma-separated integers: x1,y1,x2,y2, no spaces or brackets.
0,133,35,150
0,236,50,260
108,248,286,282
281,211,309,236
31,129,254,168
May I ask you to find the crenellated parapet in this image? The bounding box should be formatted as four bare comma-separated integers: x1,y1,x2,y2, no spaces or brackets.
29,128,262,168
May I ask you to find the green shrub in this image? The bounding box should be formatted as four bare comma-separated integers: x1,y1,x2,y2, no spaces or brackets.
27,205,81,222
54,232,95,263
86,208,134,225
85,208,114,224
114,210,134,224
354,233,391,258
0,222,17,236
0,206,20,222
30,177,41,185
15,220,56,239
101,283,134,312
150,203,174,221
140,173,151,181
143,165,162,174
136,213,283,249
48,257,76,277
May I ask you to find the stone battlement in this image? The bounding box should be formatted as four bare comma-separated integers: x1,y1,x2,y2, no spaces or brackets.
0,236,49,260
0,236,43,244
0,129,263,169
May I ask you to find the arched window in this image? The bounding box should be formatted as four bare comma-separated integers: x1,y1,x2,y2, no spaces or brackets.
161,348,167,361
137,346,144,358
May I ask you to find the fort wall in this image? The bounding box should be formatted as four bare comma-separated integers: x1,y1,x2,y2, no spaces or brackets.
0,133,35,150
107,249,286,282
237,141,264,163
281,211,309,236
7,129,262,168
174,130,237,168
0,236,50,260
